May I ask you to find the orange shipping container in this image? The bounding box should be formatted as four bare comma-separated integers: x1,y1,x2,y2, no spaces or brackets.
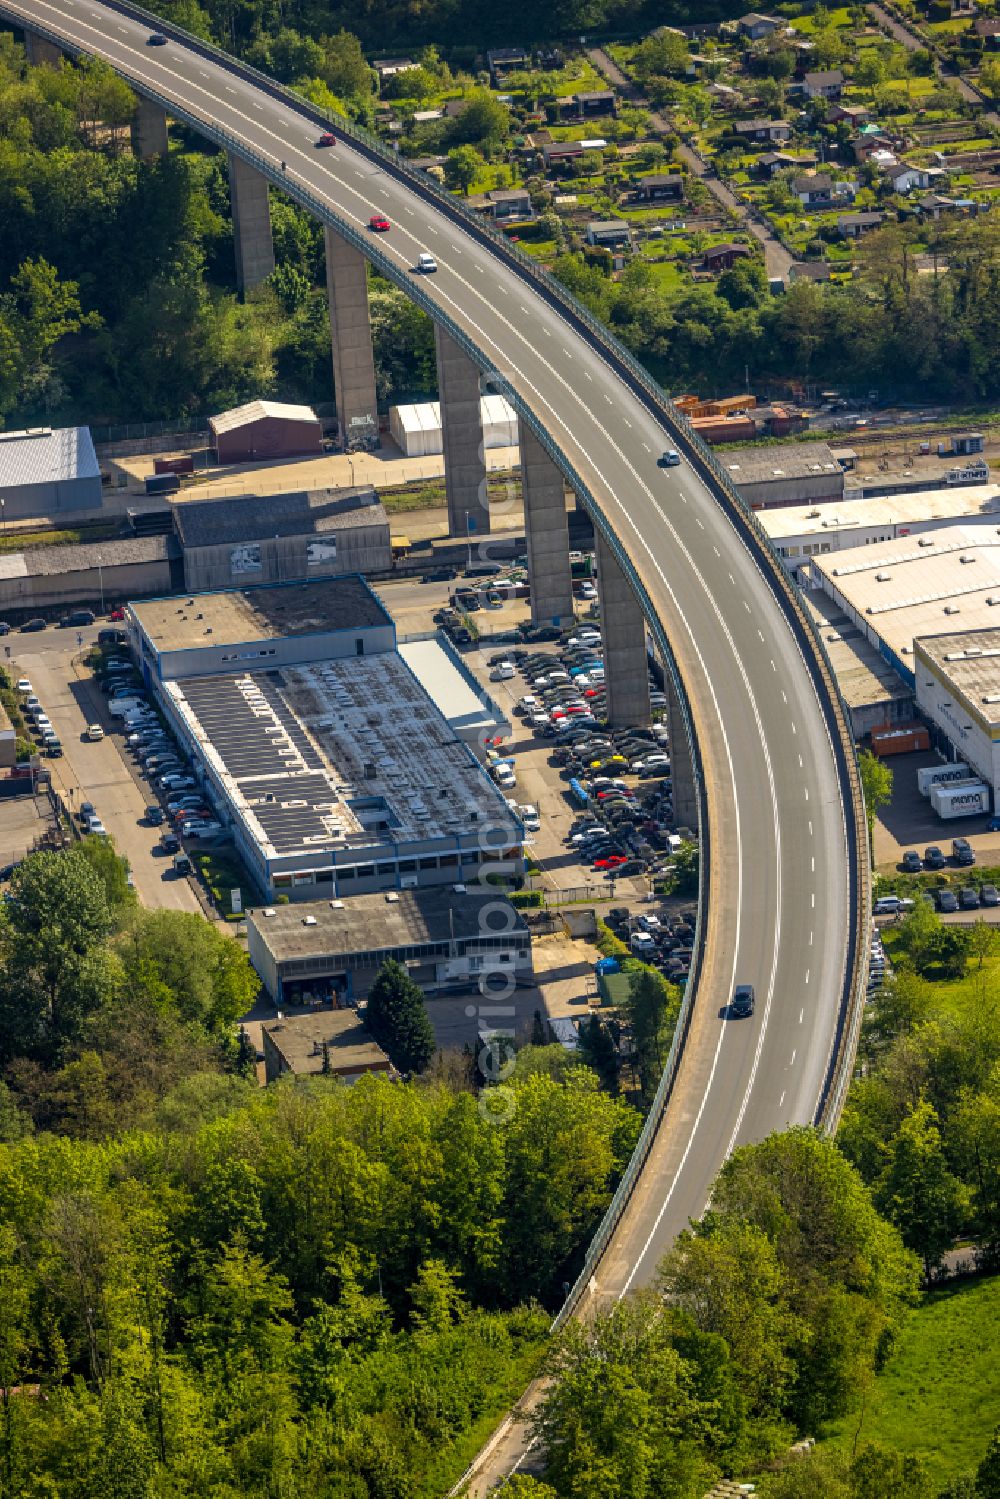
870,724,930,757
690,415,757,444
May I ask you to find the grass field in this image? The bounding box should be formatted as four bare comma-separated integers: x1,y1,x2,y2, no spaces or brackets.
821,1275,1000,1488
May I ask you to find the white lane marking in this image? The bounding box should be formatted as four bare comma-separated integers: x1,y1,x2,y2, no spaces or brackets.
643,442,650,452
744,600,751,613
805,787,810,801
781,690,787,704
779,1090,785,1108
805,970,810,985
714,546,720,558
605,394,613,404
798,754,803,767
809,930,813,946
811,856,815,872
808,821,813,836
623,418,632,428
790,1049,797,1065
757,629,764,643
799,1008,804,1023
729,573,735,585
770,659,776,671
811,892,815,908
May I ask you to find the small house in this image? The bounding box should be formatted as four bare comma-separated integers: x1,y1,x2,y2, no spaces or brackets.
586,219,633,249
561,89,617,118
734,117,792,143
738,12,784,39
541,140,585,168
803,69,844,100
634,172,684,201
884,162,931,195
701,242,752,272
487,46,529,83
488,187,534,222
373,57,415,81
837,211,885,238
975,16,1000,47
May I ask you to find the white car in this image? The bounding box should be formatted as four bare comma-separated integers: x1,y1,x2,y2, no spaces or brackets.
630,931,656,953
518,696,540,714
495,767,516,789
15,679,31,694
489,663,515,681
577,582,598,600
86,724,104,741
181,819,222,838
417,251,437,273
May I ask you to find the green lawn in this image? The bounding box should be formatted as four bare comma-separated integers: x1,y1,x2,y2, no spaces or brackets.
821,1275,1000,1488
791,4,853,30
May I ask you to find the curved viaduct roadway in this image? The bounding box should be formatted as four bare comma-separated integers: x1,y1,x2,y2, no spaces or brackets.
1,0,867,1484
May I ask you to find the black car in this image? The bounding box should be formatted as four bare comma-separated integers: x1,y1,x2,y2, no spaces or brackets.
60,609,95,628
20,618,46,633
937,888,959,913
0,623,9,636
731,984,755,1018
145,805,165,826
924,846,946,869
148,32,168,44
960,886,981,910
981,884,999,907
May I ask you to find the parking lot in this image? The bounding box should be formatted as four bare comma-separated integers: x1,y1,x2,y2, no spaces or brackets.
873,749,1000,874
6,631,202,913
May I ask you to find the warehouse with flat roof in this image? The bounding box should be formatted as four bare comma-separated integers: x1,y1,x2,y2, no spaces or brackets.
0,426,102,520
720,440,845,509
127,579,522,900
171,486,391,591
761,483,1000,580
915,629,1000,801
248,887,533,1003
810,524,1000,684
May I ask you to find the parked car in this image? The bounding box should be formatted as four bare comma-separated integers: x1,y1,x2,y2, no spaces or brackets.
924,845,946,870
960,886,981,909
901,850,922,874
937,888,960,913
85,724,104,741
981,884,999,907
145,805,165,826
20,618,46,632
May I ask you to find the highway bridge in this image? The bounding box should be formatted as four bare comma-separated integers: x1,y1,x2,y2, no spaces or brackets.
0,4,870,1488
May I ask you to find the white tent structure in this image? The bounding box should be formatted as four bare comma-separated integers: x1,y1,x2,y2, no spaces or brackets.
389,395,519,457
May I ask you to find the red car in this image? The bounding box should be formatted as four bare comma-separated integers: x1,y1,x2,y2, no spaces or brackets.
317,132,336,147
369,214,391,232
594,854,627,870
108,607,126,622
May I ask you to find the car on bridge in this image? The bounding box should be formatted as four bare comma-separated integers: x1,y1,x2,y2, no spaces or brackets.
416,252,438,274
316,132,336,147
731,984,755,1018
147,32,167,45
369,214,391,232
657,449,681,468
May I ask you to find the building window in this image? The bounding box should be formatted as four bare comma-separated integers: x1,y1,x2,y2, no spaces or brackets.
439,853,459,867
356,865,375,878
273,874,292,888
418,856,437,870
338,867,355,881
315,870,333,884
377,862,396,876
292,872,314,886
399,859,417,872
355,637,365,656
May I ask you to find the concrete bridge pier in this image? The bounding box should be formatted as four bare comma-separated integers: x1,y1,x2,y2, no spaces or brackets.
520,423,574,625
132,97,169,161
666,676,698,831
24,31,62,66
325,230,379,449
595,532,651,728
228,153,275,295
435,325,490,539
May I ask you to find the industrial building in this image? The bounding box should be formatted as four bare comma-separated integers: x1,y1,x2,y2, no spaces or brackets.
209,400,324,465
810,524,1000,685
0,537,177,621
762,484,1000,580
389,395,518,458
171,487,392,591
720,441,846,509
398,637,510,748
0,426,102,520
259,1009,393,1083
247,887,533,1004
802,590,913,738
127,579,523,900
914,630,1000,802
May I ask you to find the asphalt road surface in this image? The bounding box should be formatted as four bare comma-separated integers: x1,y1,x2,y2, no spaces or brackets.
1,3,861,1486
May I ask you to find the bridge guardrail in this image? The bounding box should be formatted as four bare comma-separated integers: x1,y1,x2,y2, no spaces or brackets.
9,0,865,1144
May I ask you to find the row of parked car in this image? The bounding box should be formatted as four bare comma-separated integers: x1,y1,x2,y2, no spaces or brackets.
901,838,978,872
95,653,224,852
603,905,697,984
14,677,63,757
501,628,669,739
875,882,999,918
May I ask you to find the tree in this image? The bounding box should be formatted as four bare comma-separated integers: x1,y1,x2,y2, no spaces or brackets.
978,1426,1000,1498
0,258,99,420
76,834,134,911
365,959,435,1074
717,258,769,311
444,144,483,195
875,1101,969,1277
577,1013,620,1093
859,749,892,845
980,57,1000,102
444,91,510,150
118,908,258,1034
624,967,679,1102
0,849,113,1063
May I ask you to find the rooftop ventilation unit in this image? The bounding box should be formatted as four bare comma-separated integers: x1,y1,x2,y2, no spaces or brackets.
302,915,318,926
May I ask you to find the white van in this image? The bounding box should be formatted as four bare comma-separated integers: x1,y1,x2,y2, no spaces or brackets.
109,696,145,718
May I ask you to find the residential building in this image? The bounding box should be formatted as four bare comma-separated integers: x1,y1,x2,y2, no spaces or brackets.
0,426,102,521
755,150,816,177
793,172,857,207
827,102,869,125
733,117,792,143
560,89,617,118
701,242,753,272
247,887,533,1004
884,162,931,195
837,211,885,238
738,12,784,39
803,69,844,100
586,219,633,249
372,58,415,80
260,1009,393,1083
541,140,585,168
633,172,685,201
209,400,324,465
126,578,523,901
487,187,534,221
789,261,832,283
975,16,1000,46
487,47,529,82
171,487,392,592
